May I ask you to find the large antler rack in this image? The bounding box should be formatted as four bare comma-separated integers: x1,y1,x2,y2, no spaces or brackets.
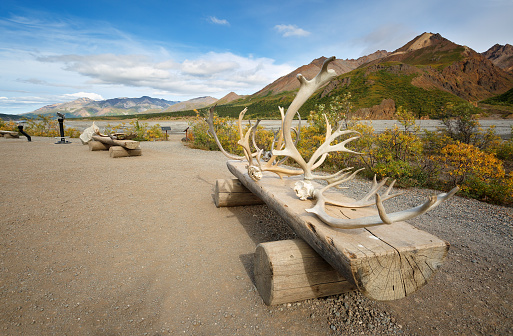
272,56,361,181
206,104,304,181
306,185,460,229
206,56,459,228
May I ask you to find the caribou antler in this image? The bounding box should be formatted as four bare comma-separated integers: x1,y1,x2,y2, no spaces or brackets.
272,56,361,180
206,105,245,160
306,186,460,229
322,174,404,208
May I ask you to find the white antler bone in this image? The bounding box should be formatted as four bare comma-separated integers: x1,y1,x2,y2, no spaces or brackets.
322,174,404,208
306,186,460,229
272,57,361,180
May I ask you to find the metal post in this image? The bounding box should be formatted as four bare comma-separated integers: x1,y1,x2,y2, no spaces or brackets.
17,125,31,142
55,113,71,144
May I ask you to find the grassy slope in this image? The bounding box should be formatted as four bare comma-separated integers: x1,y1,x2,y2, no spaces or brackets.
482,87,513,106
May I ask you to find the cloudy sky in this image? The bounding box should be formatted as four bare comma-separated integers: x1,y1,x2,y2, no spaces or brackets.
1,0,512,114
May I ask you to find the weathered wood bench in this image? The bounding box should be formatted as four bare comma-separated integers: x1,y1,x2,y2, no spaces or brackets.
89,135,142,158
221,160,449,304
0,130,20,138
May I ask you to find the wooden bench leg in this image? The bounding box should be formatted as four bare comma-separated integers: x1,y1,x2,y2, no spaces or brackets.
88,141,110,151
254,239,356,305
109,146,142,158
214,179,264,207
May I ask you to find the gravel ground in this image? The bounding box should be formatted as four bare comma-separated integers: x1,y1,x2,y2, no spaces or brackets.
0,134,512,335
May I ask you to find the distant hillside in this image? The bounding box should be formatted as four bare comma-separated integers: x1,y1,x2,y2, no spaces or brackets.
482,87,513,106
0,113,20,121
23,96,181,118
482,44,513,73
253,50,390,97
162,96,218,113
300,33,513,119
216,92,244,105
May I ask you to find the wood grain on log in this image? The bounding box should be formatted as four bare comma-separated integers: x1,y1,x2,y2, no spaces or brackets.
227,160,449,301
214,179,264,207
254,239,355,305
109,146,142,158
88,141,110,151
91,135,140,149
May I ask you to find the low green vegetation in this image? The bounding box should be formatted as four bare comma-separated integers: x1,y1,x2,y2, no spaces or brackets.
482,87,513,107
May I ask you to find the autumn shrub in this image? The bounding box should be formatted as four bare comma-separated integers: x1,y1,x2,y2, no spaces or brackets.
187,112,274,157
189,114,241,154
495,139,513,161
0,120,18,132
440,102,480,144
11,115,81,138
431,142,512,204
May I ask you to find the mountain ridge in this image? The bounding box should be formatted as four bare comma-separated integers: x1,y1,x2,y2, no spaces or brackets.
15,32,513,120
297,32,513,119
482,43,513,73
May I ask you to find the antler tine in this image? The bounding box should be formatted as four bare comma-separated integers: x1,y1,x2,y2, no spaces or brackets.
381,179,404,200
273,56,338,178
376,186,460,224
361,175,388,202
251,119,262,152
206,105,245,160
320,167,363,193
238,120,258,164
321,174,404,208
306,186,460,229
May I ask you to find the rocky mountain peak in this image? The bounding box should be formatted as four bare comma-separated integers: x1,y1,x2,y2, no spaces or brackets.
392,32,455,55
217,92,242,105
482,44,513,72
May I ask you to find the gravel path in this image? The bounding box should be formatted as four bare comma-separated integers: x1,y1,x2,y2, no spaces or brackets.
0,135,511,335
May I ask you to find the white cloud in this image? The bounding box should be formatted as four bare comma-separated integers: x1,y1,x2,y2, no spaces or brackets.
274,24,311,37
181,58,239,76
62,92,104,101
37,52,295,97
208,16,229,26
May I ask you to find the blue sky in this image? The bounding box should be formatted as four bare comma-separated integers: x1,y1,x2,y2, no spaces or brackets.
1,0,512,114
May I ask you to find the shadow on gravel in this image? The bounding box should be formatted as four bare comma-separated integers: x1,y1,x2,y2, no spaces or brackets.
220,203,298,286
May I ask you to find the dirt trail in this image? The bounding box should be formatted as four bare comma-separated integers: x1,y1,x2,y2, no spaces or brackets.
0,135,511,335
0,135,331,335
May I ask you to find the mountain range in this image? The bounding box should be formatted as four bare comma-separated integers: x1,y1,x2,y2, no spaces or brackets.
230,32,513,119
13,32,513,119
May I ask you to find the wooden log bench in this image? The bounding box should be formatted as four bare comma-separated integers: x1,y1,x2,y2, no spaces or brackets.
91,135,140,150
89,135,141,158
225,160,449,304
0,130,20,138
88,141,110,151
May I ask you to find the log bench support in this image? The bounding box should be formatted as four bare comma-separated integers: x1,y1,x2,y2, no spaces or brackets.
226,160,449,303
214,179,264,207
89,141,110,151
109,146,142,158
255,239,356,305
